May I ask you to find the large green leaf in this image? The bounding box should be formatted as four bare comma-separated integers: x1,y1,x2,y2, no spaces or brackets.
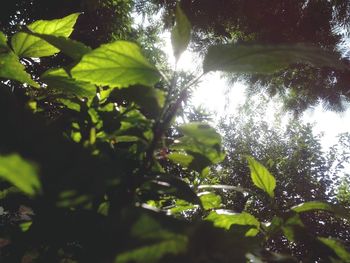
171,5,191,60
11,13,80,57
246,156,276,198
41,68,96,99
71,41,160,88
169,123,225,172
26,32,91,60
206,211,260,236
203,44,348,74
318,237,350,262
0,154,41,196
291,201,350,219
0,51,39,87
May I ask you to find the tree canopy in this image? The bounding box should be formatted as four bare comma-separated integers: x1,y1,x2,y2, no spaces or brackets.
142,0,350,113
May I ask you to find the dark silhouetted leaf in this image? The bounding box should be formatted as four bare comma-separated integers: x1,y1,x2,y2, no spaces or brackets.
171,5,191,60
203,44,348,74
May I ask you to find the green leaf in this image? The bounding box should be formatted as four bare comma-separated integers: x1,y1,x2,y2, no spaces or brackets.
291,201,350,219
199,192,222,210
170,123,225,172
169,199,195,214
206,211,260,236
148,174,202,207
0,51,39,87
167,152,194,167
41,68,96,99
203,44,348,74
71,41,160,88
116,236,187,263
0,154,41,196
116,214,188,263
171,5,191,60
318,237,350,262
108,85,165,118
198,184,250,194
11,13,80,57
246,156,276,198
0,31,8,50
26,32,91,60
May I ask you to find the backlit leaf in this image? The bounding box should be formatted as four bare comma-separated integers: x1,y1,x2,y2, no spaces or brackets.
199,192,222,210
203,44,348,74
169,123,225,172
116,236,187,263
167,153,194,167
11,13,80,57
291,201,350,219
41,68,96,99
27,32,91,60
171,5,191,60
0,31,8,50
71,41,160,88
206,210,260,236
246,156,276,198
0,51,39,87
0,154,41,196
318,237,350,262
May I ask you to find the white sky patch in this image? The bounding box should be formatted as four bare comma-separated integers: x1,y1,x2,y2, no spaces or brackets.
138,10,350,155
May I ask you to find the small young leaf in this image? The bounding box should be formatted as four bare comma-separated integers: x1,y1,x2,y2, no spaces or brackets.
203,44,348,74
291,201,350,219
171,5,191,60
11,13,80,58
71,41,160,88
0,154,41,196
0,51,39,88
246,156,276,198
199,192,222,210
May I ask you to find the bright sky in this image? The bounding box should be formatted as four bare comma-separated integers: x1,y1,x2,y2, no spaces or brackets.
161,31,350,152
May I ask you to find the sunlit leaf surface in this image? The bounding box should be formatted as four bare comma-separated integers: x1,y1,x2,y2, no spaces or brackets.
71,41,161,88
11,13,80,57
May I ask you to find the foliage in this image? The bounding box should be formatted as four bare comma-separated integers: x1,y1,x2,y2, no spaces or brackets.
215,100,350,259
141,0,350,113
0,8,349,263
